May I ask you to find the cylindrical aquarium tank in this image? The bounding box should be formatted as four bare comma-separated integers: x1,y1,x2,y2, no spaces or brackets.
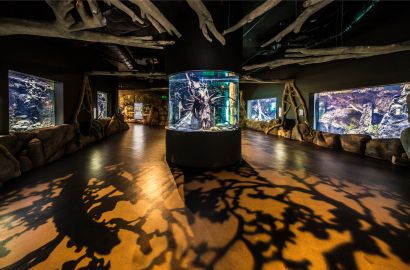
166,70,241,167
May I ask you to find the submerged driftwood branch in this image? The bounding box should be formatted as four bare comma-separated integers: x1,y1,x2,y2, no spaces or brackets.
187,0,225,45
261,0,334,47
223,0,282,35
244,42,410,70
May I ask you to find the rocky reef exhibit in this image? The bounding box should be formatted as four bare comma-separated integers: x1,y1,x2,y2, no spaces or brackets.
97,91,108,118
314,82,410,138
8,70,56,132
168,71,239,131
247,98,277,121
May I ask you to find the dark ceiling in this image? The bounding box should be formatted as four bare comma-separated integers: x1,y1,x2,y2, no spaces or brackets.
1,0,410,78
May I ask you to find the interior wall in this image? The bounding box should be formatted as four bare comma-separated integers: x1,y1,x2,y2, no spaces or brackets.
242,51,410,123
0,36,117,134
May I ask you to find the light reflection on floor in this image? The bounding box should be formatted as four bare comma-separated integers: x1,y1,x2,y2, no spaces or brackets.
0,125,409,269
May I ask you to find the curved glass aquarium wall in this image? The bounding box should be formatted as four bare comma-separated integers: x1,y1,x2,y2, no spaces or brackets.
168,70,239,131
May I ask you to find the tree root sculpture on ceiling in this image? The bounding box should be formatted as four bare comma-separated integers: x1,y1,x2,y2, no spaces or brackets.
244,42,410,71
261,0,335,47
0,0,230,48
0,0,178,49
187,0,225,45
223,0,282,36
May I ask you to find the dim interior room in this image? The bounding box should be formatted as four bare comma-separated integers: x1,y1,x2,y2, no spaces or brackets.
0,0,409,269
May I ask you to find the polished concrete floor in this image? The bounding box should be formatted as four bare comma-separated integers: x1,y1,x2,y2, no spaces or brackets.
0,124,409,270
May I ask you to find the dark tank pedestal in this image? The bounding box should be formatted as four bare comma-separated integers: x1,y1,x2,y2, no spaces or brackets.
166,128,241,168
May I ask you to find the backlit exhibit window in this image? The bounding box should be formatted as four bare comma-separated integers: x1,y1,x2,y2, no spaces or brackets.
9,70,56,132
314,83,410,138
97,91,108,118
134,102,143,120
247,98,277,121
168,70,239,131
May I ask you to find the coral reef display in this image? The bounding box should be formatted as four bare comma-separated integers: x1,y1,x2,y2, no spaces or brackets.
247,98,277,121
8,70,56,132
168,70,239,131
97,91,108,118
314,83,410,138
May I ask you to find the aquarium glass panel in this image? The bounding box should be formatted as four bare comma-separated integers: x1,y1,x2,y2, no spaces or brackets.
134,102,143,120
168,70,239,131
247,98,277,121
314,83,410,138
8,70,56,132
97,91,108,118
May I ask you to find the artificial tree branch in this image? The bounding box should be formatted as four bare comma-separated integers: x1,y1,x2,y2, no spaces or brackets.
261,0,334,47
130,0,181,37
103,0,144,24
186,0,225,45
45,0,76,29
0,18,173,49
243,42,410,70
223,0,282,35
71,0,107,31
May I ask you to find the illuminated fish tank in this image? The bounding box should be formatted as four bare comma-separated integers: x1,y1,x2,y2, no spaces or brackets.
9,70,56,132
247,98,277,121
168,70,239,131
97,91,108,119
314,82,410,138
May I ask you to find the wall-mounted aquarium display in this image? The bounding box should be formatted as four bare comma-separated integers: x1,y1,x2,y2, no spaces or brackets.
97,91,108,119
9,70,56,132
134,102,143,120
247,98,277,121
313,82,410,138
168,70,239,131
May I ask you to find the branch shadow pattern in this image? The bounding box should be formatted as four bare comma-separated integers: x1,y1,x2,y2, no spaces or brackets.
170,160,410,270
0,162,199,270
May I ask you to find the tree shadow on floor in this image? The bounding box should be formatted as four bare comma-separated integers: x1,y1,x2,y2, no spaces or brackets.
0,162,197,270
170,160,410,270
0,158,408,270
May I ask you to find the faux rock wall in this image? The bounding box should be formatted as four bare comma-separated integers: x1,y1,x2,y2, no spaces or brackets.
0,116,129,184
245,119,408,165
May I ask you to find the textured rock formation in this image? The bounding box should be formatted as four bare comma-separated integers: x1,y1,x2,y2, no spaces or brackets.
245,119,269,132
401,127,410,159
291,123,312,142
278,127,292,139
26,138,45,168
35,124,76,161
312,131,340,149
18,155,33,173
106,117,123,136
0,145,21,183
0,134,18,155
0,118,129,184
340,134,371,154
365,138,404,161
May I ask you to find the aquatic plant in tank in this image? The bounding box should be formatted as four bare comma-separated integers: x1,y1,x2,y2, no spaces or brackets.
97,91,108,119
247,98,277,121
313,82,410,138
8,70,56,132
168,70,239,131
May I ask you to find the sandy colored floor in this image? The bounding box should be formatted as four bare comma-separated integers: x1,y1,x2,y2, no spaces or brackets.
0,125,409,269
